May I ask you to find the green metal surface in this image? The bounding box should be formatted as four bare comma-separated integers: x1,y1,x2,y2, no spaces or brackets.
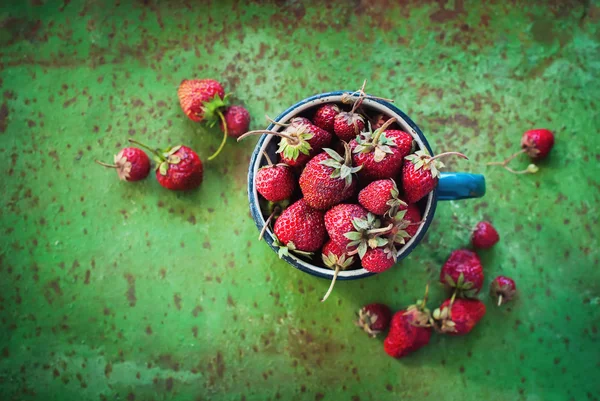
1,0,599,400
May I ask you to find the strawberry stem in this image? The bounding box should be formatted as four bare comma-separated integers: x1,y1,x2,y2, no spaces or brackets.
262,151,273,167
265,115,290,127
349,80,367,114
237,130,299,145
128,139,164,161
258,207,279,241
342,141,352,166
429,152,468,162
497,294,503,307
321,265,340,302
487,148,527,167
367,223,394,236
95,160,117,168
372,117,397,143
501,164,538,175
208,110,228,161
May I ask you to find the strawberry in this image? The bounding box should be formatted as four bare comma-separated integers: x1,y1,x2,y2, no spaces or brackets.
324,204,368,249
350,118,414,182
402,150,468,203
370,113,400,130
95,147,150,182
355,303,392,338
433,296,486,335
384,287,432,358
358,179,407,216
255,152,295,202
312,104,340,132
129,139,203,191
177,79,226,123
320,240,355,302
238,120,332,168
487,128,554,174
361,246,396,273
221,105,250,138
273,199,326,257
334,111,365,142
472,221,500,249
299,144,362,210
490,276,517,306
401,203,422,238
439,249,484,297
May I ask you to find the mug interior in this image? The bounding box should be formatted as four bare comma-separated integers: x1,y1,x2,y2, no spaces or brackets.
248,92,438,280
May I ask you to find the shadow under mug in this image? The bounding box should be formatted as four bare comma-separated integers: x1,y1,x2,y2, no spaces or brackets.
247,91,486,280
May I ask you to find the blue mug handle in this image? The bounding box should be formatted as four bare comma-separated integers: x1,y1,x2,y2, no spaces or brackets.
437,173,486,201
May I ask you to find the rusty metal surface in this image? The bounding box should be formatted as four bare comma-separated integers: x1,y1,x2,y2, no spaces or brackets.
0,0,599,400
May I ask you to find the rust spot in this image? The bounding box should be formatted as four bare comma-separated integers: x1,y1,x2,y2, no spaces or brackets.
105,363,112,378
0,102,8,133
53,368,60,377
84,270,90,284
165,377,174,391
187,214,196,224
63,96,77,108
315,393,324,401
44,279,62,304
124,273,136,306
145,325,152,335
192,305,203,317
227,295,235,307
173,293,182,310
192,326,198,337
203,241,211,249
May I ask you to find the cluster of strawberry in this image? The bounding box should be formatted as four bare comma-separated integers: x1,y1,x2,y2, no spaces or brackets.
242,85,468,301
356,221,517,358
95,79,250,191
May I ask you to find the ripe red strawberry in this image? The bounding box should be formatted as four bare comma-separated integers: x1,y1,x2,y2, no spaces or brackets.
472,221,500,249
371,113,400,130
312,104,340,132
324,204,368,249
355,303,392,337
384,202,422,247
384,287,432,358
320,240,355,302
358,179,407,216
433,297,486,335
440,249,484,296
95,147,150,182
361,246,396,273
402,150,468,203
221,105,250,138
273,199,326,257
238,120,332,168
299,145,362,210
350,119,414,182
177,79,226,123
255,153,295,202
401,203,422,238
129,140,203,191
487,128,554,174
334,111,365,142
490,276,517,306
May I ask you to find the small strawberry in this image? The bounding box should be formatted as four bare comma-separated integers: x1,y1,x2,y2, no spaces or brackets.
273,199,326,257
238,120,332,168
320,240,355,302
361,245,396,273
129,139,203,191
334,111,365,142
221,105,250,138
324,204,369,249
299,144,362,210
255,152,295,202
401,203,422,238
370,113,400,130
358,178,407,216
355,303,392,338
95,147,150,182
350,118,414,182
490,276,517,306
177,79,226,123
433,296,486,336
402,150,468,203
312,104,340,132
472,221,500,249
439,249,484,297
487,128,554,174
384,286,432,358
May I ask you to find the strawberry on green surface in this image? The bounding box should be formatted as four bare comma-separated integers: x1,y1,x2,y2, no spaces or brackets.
384,287,432,358
255,153,295,202
402,150,467,203
490,276,517,306
273,199,326,257
95,147,150,182
299,144,362,210
312,104,340,133
433,297,486,335
177,79,226,123
440,249,484,297
320,240,355,302
358,178,407,216
488,128,554,174
350,118,414,182
356,303,392,338
472,221,500,249
221,105,250,138
129,139,203,191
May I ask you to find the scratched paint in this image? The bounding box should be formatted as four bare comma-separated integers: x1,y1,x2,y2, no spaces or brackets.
0,1,599,400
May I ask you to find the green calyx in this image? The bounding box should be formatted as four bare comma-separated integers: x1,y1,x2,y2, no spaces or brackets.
387,209,412,245
385,179,407,217
154,145,183,176
444,273,478,298
201,94,229,126
405,285,433,327
432,292,458,333
276,124,314,161
322,251,354,271
355,308,382,337
273,237,313,259
319,143,362,188
352,124,398,163
343,213,393,259
405,150,444,178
